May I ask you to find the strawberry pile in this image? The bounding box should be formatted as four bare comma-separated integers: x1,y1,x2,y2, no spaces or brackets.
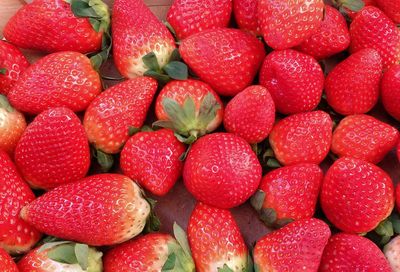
0,0,400,271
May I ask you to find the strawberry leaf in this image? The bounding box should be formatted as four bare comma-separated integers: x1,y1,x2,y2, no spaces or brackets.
161,252,176,271
375,219,394,241
144,197,161,233
0,68,6,75
95,149,114,172
0,95,14,113
75,243,89,270
164,61,188,80
173,222,192,257
144,70,171,86
250,190,266,212
128,126,140,136
143,52,161,72
38,241,71,253
217,264,234,272
169,48,181,62
47,244,78,264
259,208,277,226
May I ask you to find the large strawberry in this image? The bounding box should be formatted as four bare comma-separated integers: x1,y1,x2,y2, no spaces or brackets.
259,49,324,115
384,235,400,272
269,111,333,166
8,51,101,115
179,28,265,96
0,248,18,272
325,48,382,115
233,0,260,36
14,107,90,190
375,0,400,23
253,218,330,272
382,64,400,121
183,133,262,208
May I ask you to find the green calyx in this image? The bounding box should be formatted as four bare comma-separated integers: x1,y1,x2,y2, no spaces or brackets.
93,149,114,172
0,68,6,75
333,0,365,12
374,212,400,245
0,95,14,113
144,196,161,233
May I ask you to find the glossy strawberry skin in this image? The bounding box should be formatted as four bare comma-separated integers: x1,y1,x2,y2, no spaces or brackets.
180,28,265,96
375,0,400,23
233,0,260,36
382,64,400,121
269,111,333,166
14,107,90,190
259,49,324,115
183,133,262,209
0,248,18,272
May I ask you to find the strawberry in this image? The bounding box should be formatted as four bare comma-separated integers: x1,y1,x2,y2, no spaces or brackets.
4,0,110,54
179,28,265,96
259,49,324,115
325,48,382,115
20,174,154,246
258,0,325,50
14,107,90,190
167,0,232,40
321,157,394,233
8,51,101,115
349,6,400,70
384,235,400,272
0,40,29,95
253,218,331,272
183,133,262,208
269,111,333,166
233,0,260,36
223,85,275,144
375,0,400,23
382,64,400,121
120,129,186,196
320,233,392,271
0,248,18,272
188,202,250,271
331,114,399,163
0,150,41,254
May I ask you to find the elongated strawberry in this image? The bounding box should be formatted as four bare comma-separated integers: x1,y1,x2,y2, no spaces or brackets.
0,248,18,272
259,49,324,115
14,107,90,190
375,0,400,23
384,235,400,272
254,218,330,272
233,0,260,36
382,64,400,121
180,28,265,96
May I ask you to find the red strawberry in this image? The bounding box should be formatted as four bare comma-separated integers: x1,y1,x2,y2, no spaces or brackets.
180,28,265,96
375,0,400,23
382,64,400,121
0,40,29,95
320,233,392,271
0,150,41,254
384,235,400,272
269,111,333,166
223,85,275,144
188,202,250,271
349,6,400,70
167,0,232,40
183,133,262,208
20,174,153,246
259,49,324,115
325,48,382,115
258,0,325,50
331,114,399,163
253,218,331,272
4,0,109,54
321,157,394,233
14,107,90,190
0,248,18,272
233,0,260,36
8,51,101,115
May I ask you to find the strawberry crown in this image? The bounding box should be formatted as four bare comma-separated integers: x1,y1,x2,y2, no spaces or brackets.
0,95,15,113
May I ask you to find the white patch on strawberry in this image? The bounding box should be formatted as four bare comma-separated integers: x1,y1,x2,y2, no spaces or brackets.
384,235,400,272
209,255,248,272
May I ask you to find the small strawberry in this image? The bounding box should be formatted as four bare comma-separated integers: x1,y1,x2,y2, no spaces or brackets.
179,28,265,96
259,49,324,115
269,111,333,166
375,0,400,23
382,64,400,121
183,133,262,208
325,48,382,115
14,107,90,190
0,248,18,272
384,235,400,272
233,0,260,36
253,218,331,272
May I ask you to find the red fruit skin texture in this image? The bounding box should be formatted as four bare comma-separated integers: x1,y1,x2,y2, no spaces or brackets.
84,77,158,154
253,218,331,272
331,114,399,164
14,107,90,190
321,157,394,233
233,0,260,36
3,0,103,53
382,64,400,121
296,6,350,60
183,133,262,209
375,0,400,23
167,0,232,40
325,48,382,116
319,233,392,272
269,111,333,166
349,6,400,70
259,49,324,115
0,248,18,272
180,28,266,96
258,0,324,50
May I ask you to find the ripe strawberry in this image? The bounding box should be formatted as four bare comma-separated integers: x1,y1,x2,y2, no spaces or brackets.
188,202,250,271
180,28,265,96
384,235,400,272
20,174,153,246
223,85,275,144
321,157,394,233
167,0,232,40
325,48,382,115
0,150,41,254
259,49,324,115
375,0,400,23
14,107,90,190
183,133,262,208
8,51,101,115
382,64,400,121
233,0,260,36
349,6,400,70
258,0,325,50
269,111,333,166
0,248,18,272
320,233,392,271
0,40,29,95
253,218,330,272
